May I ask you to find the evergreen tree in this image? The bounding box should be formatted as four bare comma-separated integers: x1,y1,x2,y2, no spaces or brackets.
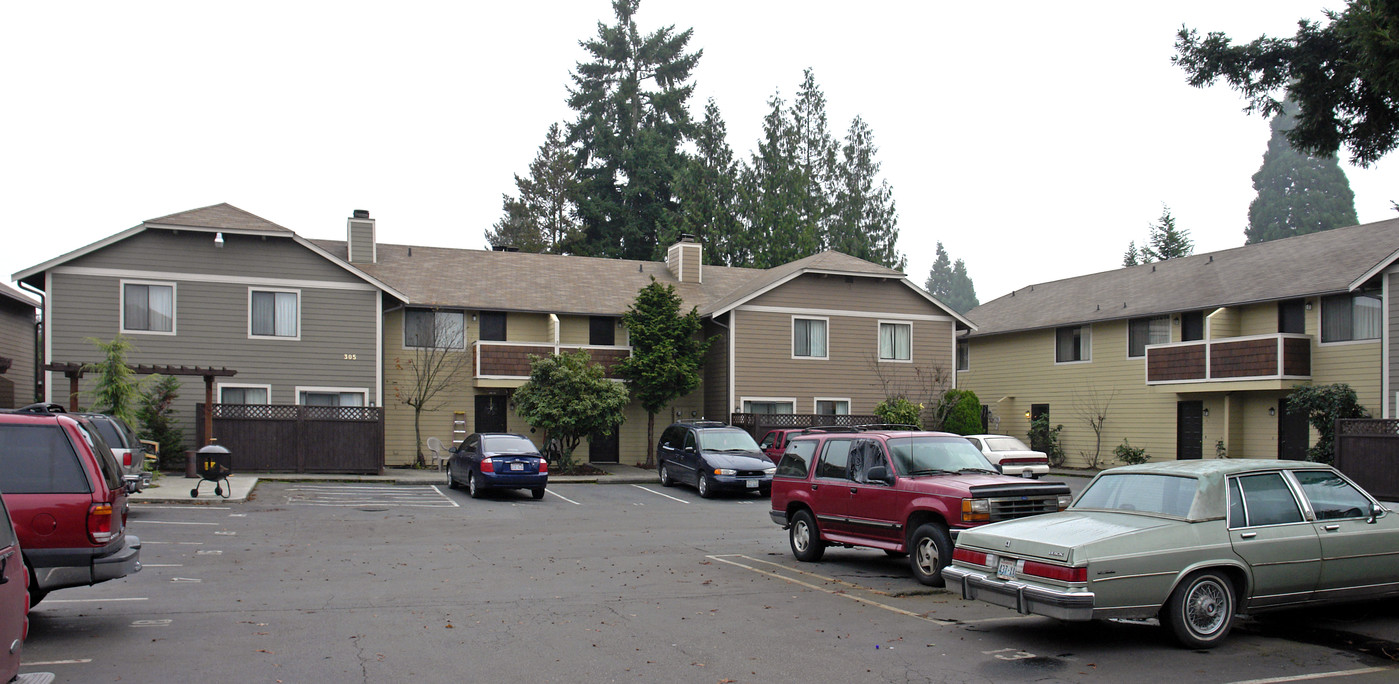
1245,103,1359,244
669,99,745,265
739,92,813,268
924,242,979,314
1140,206,1193,261
566,0,700,260
829,115,905,270
790,68,839,251
486,123,580,254
1123,241,1141,267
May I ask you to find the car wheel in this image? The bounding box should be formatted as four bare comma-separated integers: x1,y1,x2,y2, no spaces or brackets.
908,523,951,587
697,472,714,498
445,464,459,490
658,463,673,487
468,472,482,499
1163,570,1235,649
789,510,825,562
531,488,546,500
25,560,45,609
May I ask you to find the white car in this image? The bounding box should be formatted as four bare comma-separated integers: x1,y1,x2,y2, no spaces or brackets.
963,435,1049,478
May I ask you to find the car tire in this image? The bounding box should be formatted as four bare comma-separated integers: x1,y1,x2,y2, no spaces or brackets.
789,510,825,562
445,464,459,490
1163,570,1235,649
25,560,45,609
697,472,714,499
468,472,482,499
658,463,673,487
531,488,546,500
908,523,951,587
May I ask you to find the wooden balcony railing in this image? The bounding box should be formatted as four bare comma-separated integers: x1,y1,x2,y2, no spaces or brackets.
474,341,631,380
1145,333,1310,385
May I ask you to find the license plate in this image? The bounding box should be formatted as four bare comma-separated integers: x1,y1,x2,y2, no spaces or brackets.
510,463,524,471
996,559,1016,581
745,479,758,488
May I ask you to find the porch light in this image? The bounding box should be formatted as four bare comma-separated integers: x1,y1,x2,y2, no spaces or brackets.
1268,407,1276,417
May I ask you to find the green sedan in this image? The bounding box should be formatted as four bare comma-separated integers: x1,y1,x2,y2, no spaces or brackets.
941,459,1399,648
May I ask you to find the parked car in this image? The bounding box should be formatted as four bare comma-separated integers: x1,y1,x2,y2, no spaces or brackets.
657,421,776,498
942,459,1399,649
757,428,805,462
77,412,152,493
446,433,548,500
0,410,141,607
963,434,1049,479
770,426,1072,585
0,487,29,682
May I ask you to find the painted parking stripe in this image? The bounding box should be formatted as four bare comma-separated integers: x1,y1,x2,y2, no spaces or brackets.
138,520,220,526
546,489,582,505
1227,667,1392,684
44,598,147,604
707,554,955,625
24,659,93,666
142,564,183,568
710,553,899,597
630,484,690,504
142,541,203,545
131,505,231,510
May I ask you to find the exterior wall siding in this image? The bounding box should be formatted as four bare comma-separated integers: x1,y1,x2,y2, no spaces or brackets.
1391,272,1398,418
0,301,37,407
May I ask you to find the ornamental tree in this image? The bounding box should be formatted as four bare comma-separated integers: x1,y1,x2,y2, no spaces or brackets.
512,349,630,472
616,278,710,467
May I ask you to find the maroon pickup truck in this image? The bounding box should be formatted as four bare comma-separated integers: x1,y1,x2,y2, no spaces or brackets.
769,427,1071,586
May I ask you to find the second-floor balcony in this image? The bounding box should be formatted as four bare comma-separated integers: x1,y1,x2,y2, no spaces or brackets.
1145,333,1311,385
474,341,631,381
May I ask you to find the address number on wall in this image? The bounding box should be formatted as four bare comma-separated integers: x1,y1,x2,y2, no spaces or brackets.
343,354,357,361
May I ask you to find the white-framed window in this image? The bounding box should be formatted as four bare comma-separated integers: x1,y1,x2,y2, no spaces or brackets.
742,398,795,414
956,341,969,371
296,386,368,407
404,308,465,349
120,280,176,335
218,384,271,405
1055,324,1091,363
1321,291,1381,343
1128,315,1171,357
792,316,828,359
878,321,912,362
249,288,300,339
814,398,850,415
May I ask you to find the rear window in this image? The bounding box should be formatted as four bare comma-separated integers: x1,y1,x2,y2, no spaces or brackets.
0,423,92,493
482,436,538,454
985,437,1031,452
1075,473,1199,518
74,422,126,491
89,418,125,449
776,439,818,478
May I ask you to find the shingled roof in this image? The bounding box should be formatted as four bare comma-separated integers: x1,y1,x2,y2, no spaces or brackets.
145,203,293,234
966,217,1399,337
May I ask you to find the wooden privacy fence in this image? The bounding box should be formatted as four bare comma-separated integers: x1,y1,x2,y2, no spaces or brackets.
1334,419,1399,501
196,403,384,474
730,413,884,441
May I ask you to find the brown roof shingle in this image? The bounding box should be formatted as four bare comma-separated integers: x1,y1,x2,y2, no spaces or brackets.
145,203,292,234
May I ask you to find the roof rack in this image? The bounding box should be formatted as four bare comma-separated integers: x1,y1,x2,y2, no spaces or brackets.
799,425,860,434
853,423,922,432
675,419,728,427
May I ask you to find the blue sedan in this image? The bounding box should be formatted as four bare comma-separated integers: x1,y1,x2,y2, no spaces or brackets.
446,433,549,500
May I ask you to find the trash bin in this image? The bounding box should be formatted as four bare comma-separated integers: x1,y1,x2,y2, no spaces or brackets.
191,444,232,499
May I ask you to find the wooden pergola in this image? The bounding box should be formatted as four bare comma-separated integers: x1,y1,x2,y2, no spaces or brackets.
45,362,237,445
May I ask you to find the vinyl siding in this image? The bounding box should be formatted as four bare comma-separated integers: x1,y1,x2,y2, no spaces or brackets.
46,229,381,450
1391,272,1398,418
0,301,37,407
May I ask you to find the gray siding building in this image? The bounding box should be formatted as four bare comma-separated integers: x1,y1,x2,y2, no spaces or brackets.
0,283,38,408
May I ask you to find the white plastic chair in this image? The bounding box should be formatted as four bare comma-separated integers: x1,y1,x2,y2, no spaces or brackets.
427,437,448,470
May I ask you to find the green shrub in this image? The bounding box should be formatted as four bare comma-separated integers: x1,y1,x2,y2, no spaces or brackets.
1114,439,1149,465
873,396,922,428
1027,415,1066,467
940,389,983,435
1283,383,1370,464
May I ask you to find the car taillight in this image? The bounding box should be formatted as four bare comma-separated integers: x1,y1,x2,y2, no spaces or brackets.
123,452,133,467
479,458,494,473
88,503,115,544
1022,560,1086,583
961,498,990,523
537,460,548,474
953,548,988,566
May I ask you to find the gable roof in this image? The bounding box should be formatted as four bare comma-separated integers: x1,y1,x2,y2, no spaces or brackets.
965,217,1399,337
14,204,405,301
0,282,38,310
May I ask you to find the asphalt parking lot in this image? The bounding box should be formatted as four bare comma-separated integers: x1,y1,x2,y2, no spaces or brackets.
17,479,1399,683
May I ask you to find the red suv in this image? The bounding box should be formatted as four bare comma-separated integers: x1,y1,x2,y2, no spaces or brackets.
757,428,805,462
769,427,1071,586
0,410,142,607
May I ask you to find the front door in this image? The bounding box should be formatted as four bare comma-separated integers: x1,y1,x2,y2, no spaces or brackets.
588,426,619,463
475,394,508,434
1177,401,1203,460
1278,396,1309,460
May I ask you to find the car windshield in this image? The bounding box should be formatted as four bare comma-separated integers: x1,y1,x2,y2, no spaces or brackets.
482,436,538,454
984,437,1031,452
887,436,997,475
1074,473,1199,518
699,429,760,452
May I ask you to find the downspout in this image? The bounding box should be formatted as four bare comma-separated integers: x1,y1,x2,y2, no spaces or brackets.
18,280,44,404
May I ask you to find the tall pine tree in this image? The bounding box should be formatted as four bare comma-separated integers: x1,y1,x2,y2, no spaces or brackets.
924,242,979,314
566,0,700,260
486,123,580,253
790,68,839,251
739,92,814,268
829,115,904,269
1141,206,1193,261
669,99,745,265
1245,102,1359,244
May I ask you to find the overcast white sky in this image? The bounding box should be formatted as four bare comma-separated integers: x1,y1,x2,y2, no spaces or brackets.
3,1,1393,306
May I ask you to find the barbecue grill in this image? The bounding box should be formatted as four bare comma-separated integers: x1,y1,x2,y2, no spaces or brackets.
191,444,232,498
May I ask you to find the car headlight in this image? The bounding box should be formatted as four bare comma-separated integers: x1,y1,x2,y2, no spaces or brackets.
1057,494,1073,510
962,498,990,523
763,467,776,475
714,468,737,476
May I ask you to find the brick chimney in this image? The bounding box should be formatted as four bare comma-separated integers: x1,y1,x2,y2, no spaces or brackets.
665,234,702,283
347,209,375,264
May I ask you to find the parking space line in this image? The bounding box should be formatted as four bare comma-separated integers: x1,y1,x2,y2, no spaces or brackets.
706,554,955,625
131,505,231,510
429,485,461,507
138,520,220,525
631,484,690,504
142,541,203,545
547,489,582,505
1227,667,1392,684
712,553,898,596
24,659,93,666
44,598,147,604
142,564,182,568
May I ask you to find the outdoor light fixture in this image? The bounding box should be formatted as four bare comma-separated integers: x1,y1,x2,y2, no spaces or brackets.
1024,410,1031,419
1202,408,1209,417
1268,407,1277,417
214,232,225,248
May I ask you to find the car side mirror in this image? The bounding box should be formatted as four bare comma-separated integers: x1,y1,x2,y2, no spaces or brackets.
1368,502,1385,524
866,465,893,485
